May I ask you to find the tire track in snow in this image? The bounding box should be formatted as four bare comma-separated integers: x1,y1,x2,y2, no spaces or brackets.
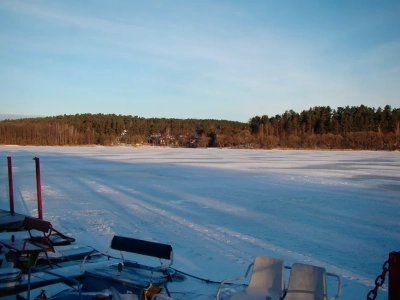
110,184,376,288
99,180,379,289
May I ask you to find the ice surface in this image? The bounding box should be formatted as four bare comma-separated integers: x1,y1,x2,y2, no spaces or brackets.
1,146,399,300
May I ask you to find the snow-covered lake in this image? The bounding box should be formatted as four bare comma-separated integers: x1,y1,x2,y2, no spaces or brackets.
1,146,399,300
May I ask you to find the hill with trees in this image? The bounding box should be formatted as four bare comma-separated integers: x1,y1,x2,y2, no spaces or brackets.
0,105,399,150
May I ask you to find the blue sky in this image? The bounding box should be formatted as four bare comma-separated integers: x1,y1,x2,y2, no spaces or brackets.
0,1,399,122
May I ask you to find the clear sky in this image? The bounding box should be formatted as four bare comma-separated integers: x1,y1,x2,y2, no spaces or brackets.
0,1,399,122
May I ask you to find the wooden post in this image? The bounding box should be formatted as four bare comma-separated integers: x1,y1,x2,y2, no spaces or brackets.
7,156,15,214
34,157,43,220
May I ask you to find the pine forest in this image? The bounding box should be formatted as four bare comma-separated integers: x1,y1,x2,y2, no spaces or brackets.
1,105,399,151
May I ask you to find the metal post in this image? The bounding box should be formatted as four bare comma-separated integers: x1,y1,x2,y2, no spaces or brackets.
389,252,400,300
33,157,43,220
7,156,15,214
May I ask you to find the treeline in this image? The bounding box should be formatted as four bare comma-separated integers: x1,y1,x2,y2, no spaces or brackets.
0,105,399,150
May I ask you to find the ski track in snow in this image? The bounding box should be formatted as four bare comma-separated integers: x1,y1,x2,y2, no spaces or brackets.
1,147,399,300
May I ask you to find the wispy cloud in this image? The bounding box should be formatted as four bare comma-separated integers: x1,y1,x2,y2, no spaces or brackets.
1,0,399,120
1,0,301,68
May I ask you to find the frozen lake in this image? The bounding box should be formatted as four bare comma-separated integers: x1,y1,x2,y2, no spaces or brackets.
1,146,399,300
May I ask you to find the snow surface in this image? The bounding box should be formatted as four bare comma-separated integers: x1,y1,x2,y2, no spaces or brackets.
1,146,399,300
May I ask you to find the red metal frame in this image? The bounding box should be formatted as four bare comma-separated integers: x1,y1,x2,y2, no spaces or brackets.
6,156,44,219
